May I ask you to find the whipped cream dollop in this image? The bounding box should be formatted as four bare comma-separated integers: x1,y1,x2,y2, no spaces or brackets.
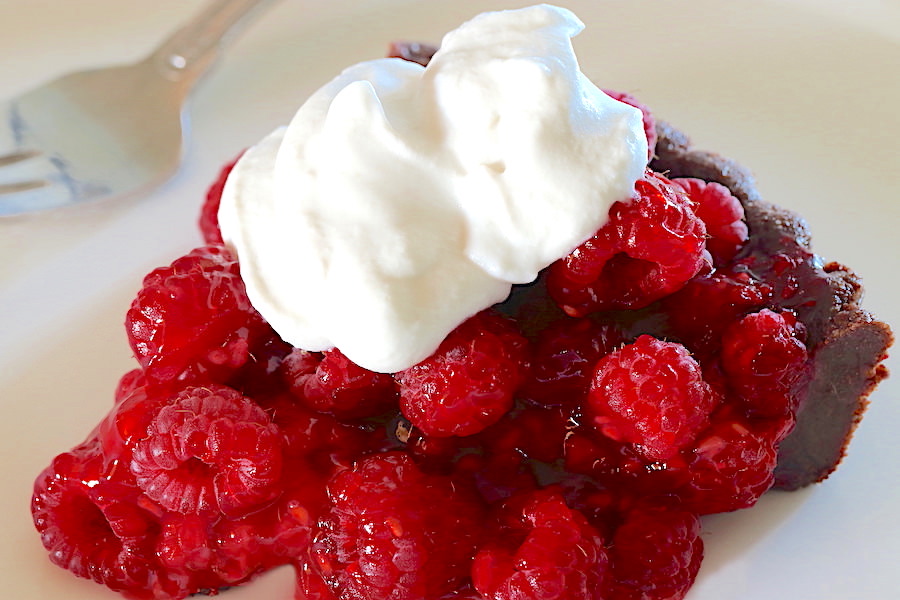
219,4,648,373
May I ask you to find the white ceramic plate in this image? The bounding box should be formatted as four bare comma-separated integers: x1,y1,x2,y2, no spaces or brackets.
1,1,897,598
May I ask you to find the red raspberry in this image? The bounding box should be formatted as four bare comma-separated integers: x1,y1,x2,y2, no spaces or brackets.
472,488,610,600
609,503,703,600
261,392,382,469
31,439,172,598
481,403,572,466
126,245,277,386
114,368,147,404
156,513,270,589
519,317,624,408
603,89,657,157
98,382,173,463
547,170,709,315
679,416,778,514
673,177,748,266
587,335,720,461
395,311,529,437
130,385,283,517
307,452,485,600
198,156,240,245
661,270,772,357
721,309,809,418
281,348,399,419
427,404,572,504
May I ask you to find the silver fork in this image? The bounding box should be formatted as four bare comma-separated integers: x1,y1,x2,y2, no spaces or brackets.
0,0,277,217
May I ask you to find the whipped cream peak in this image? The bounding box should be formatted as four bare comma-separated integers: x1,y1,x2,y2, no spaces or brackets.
219,4,648,373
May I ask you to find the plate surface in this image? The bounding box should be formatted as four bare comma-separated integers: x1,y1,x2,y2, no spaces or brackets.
1,1,897,599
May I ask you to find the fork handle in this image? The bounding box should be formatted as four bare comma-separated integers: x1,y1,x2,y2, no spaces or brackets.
150,0,279,85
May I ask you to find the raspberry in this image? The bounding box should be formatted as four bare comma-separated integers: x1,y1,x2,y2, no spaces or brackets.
608,503,703,600
114,368,147,404
156,513,270,588
428,403,572,504
126,245,277,386
261,392,382,469
721,309,809,418
31,439,170,598
547,170,709,315
98,382,173,462
673,177,748,266
472,488,610,600
198,156,240,245
395,311,529,437
281,348,399,419
603,89,657,157
587,335,720,461
519,317,624,408
130,385,283,517
307,452,485,600
661,270,771,357
679,416,778,514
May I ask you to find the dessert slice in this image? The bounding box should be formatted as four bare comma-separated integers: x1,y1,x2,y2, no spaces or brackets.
30,6,891,600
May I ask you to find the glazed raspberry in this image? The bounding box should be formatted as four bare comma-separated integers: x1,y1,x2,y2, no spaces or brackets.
395,310,529,437
307,452,485,600
547,170,709,315
281,348,399,419
673,177,748,266
198,156,240,245
157,513,269,588
130,385,283,516
126,245,276,386
31,439,169,598
721,309,809,418
587,335,720,461
114,368,147,404
609,503,703,600
98,383,173,462
261,392,382,468
680,416,778,514
519,317,624,408
472,488,610,600
603,89,657,157
422,403,572,503
661,270,772,357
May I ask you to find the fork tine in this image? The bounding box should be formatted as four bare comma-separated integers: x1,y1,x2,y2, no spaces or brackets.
0,180,48,194
0,149,41,167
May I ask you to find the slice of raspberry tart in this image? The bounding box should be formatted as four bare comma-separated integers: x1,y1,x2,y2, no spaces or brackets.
29,5,892,600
